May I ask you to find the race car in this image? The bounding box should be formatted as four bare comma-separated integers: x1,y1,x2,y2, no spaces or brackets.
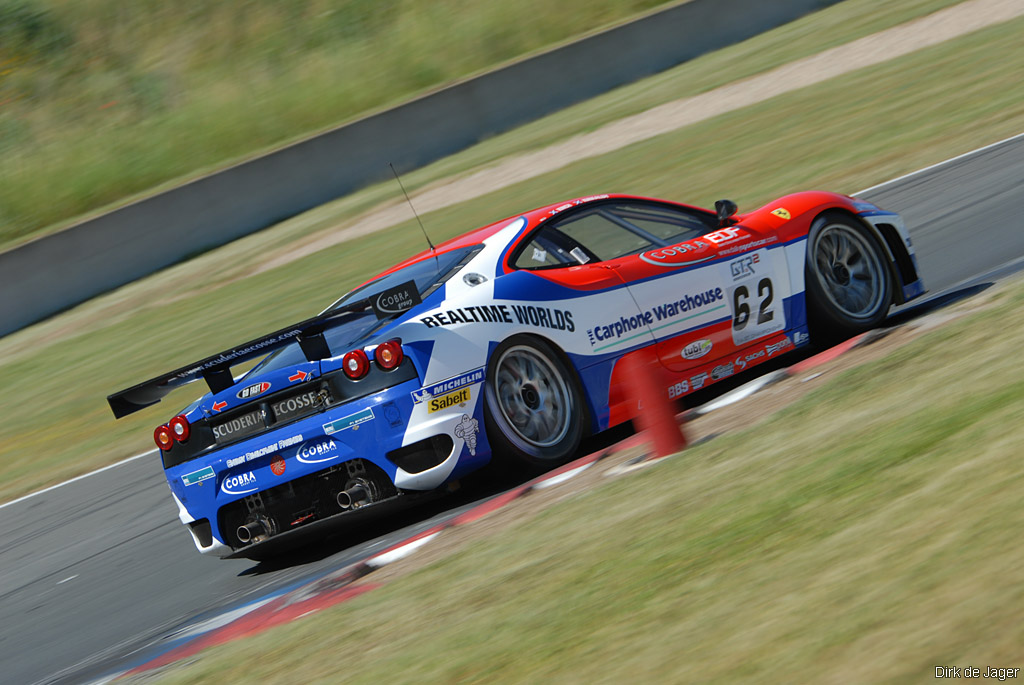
108,191,924,558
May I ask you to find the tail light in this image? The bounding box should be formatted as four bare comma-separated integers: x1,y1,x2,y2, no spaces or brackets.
154,424,174,451
169,414,191,442
342,349,370,379
374,340,403,370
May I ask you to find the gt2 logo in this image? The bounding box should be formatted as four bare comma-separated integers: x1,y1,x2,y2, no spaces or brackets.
729,253,759,281
732,278,774,331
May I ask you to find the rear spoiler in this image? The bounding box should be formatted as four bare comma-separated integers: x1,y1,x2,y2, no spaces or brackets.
107,303,368,419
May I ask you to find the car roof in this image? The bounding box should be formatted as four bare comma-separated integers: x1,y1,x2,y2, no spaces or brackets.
364,193,658,284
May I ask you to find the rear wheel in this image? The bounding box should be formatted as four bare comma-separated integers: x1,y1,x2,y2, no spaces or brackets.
805,212,892,341
484,336,584,470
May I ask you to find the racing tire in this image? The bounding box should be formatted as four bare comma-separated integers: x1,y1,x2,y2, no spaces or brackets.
805,211,893,343
484,336,585,471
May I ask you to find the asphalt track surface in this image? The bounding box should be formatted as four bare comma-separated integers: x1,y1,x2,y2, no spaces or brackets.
3,133,1024,684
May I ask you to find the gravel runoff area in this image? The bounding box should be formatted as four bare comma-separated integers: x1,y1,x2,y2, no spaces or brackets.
255,0,1024,275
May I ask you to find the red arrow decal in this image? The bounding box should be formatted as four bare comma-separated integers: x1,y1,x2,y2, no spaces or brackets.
212,400,228,412
288,371,308,382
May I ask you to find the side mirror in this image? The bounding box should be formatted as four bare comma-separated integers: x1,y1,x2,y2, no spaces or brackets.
715,199,738,227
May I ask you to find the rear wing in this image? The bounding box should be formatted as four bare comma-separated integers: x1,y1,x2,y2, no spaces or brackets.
107,304,366,419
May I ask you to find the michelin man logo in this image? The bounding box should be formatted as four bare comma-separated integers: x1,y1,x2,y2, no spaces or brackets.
454,414,479,456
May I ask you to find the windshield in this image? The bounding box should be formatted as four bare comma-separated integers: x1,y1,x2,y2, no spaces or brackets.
248,245,482,376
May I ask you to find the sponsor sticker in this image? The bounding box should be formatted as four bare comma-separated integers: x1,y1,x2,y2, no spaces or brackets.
213,408,265,443
667,380,690,399
766,337,794,356
419,305,574,333
237,382,271,400
221,471,258,495
728,252,760,281
711,363,734,381
735,349,765,370
322,407,374,434
429,387,471,413
182,466,215,487
681,339,713,361
412,368,485,404
225,434,303,468
587,288,726,348
297,437,340,464
270,455,286,476
369,280,422,319
382,401,404,428
454,414,480,456
690,372,709,390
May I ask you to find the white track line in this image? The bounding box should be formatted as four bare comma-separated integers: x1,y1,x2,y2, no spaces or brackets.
0,449,154,511
855,130,1024,195
5,134,1023,513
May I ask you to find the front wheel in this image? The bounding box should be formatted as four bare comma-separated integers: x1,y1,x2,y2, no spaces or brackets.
805,211,892,341
484,336,585,470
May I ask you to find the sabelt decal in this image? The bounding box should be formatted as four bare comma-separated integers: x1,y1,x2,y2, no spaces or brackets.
681,339,713,361
322,408,374,434
428,387,471,413
454,414,479,455
419,304,574,332
182,466,215,486
237,382,271,400
297,438,340,464
221,471,258,495
412,368,485,404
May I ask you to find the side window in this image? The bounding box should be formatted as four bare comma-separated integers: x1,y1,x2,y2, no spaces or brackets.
607,203,715,243
553,209,653,261
512,229,578,269
512,200,718,270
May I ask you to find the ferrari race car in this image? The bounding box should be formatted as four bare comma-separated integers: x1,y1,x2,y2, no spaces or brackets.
108,192,924,557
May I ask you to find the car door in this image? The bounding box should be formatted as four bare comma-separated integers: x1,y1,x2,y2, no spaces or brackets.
508,212,655,358
550,200,791,374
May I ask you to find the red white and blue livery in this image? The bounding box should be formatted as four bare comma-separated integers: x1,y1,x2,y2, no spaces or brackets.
108,191,924,558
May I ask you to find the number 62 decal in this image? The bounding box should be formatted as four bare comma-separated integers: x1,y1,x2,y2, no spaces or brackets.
731,276,784,345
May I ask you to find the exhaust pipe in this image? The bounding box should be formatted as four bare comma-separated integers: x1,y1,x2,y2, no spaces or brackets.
237,520,268,544
337,482,369,510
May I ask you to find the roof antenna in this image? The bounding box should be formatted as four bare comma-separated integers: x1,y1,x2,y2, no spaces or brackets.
389,162,437,255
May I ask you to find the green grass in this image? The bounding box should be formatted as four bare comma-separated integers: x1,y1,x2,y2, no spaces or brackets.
153,276,1024,683
0,10,1022,505
0,0,966,251
0,0,675,249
